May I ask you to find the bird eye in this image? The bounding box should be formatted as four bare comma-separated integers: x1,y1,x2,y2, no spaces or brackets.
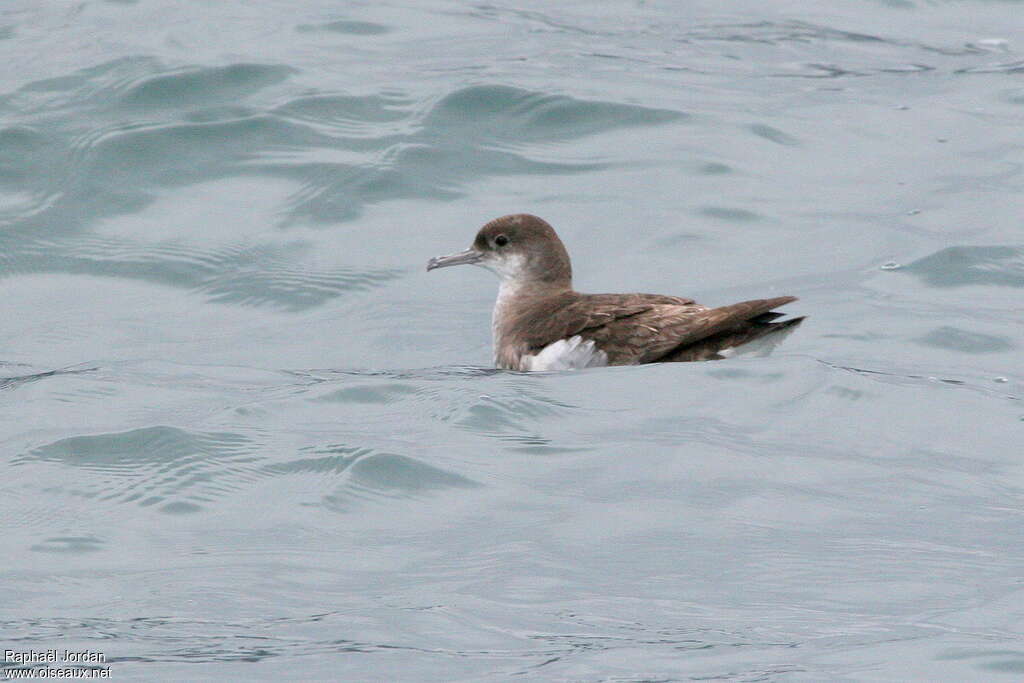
495,235,509,247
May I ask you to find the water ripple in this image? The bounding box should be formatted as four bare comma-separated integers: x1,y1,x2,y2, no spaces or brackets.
117,63,296,110
902,245,1024,288
15,426,264,514
0,62,685,309
0,365,96,392
915,327,1015,354
278,84,684,222
0,233,400,310
296,20,392,36
260,443,480,513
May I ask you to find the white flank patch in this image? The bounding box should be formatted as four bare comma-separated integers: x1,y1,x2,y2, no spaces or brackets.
522,335,608,372
719,323,800,359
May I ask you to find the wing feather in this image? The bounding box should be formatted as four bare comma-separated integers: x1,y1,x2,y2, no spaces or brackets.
578,295,798,365
503,292,798,368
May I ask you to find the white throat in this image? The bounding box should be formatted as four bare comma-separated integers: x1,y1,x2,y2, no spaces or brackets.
479,254,530,363
491,276,526,355
481,253,528,282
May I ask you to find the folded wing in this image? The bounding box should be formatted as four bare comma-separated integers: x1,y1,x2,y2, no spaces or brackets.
564,295,801,365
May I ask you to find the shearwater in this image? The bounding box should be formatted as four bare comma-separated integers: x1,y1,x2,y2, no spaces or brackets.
427,214,803,371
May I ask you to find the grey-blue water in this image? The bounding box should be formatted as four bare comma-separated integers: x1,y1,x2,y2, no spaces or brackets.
2,1,1022,680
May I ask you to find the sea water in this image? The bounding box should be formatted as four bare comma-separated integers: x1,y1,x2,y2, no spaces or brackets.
2,1,1022,679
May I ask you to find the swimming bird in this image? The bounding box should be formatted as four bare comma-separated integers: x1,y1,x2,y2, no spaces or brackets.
427,214,803,371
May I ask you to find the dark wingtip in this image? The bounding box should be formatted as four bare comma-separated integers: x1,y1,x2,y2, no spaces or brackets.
749,311,785,324
773,315,806,330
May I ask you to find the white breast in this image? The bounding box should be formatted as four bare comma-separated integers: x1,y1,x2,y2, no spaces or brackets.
521,335,608,372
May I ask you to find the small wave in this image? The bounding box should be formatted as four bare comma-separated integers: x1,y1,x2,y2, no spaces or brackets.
914,327,1015,354
422,84,685,143
16,426,264,514
748,123,800,147
901,245,1024,288
279,84,684,222
2,62,689,247
30,536,105,554
314,382,420,404
117,63,296,110
1,233,399,310
0,365,96,392
322,452,480,512
956,60,1024,75
687,20,888,46
296,20,391,36
256,442,479,512
273,92,412,136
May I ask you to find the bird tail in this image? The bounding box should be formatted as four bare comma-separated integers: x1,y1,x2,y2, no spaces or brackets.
660,297,804,362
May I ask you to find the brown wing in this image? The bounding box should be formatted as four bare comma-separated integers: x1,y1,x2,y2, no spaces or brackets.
578,295,799,365
515,292,695,352
661,314,805,362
